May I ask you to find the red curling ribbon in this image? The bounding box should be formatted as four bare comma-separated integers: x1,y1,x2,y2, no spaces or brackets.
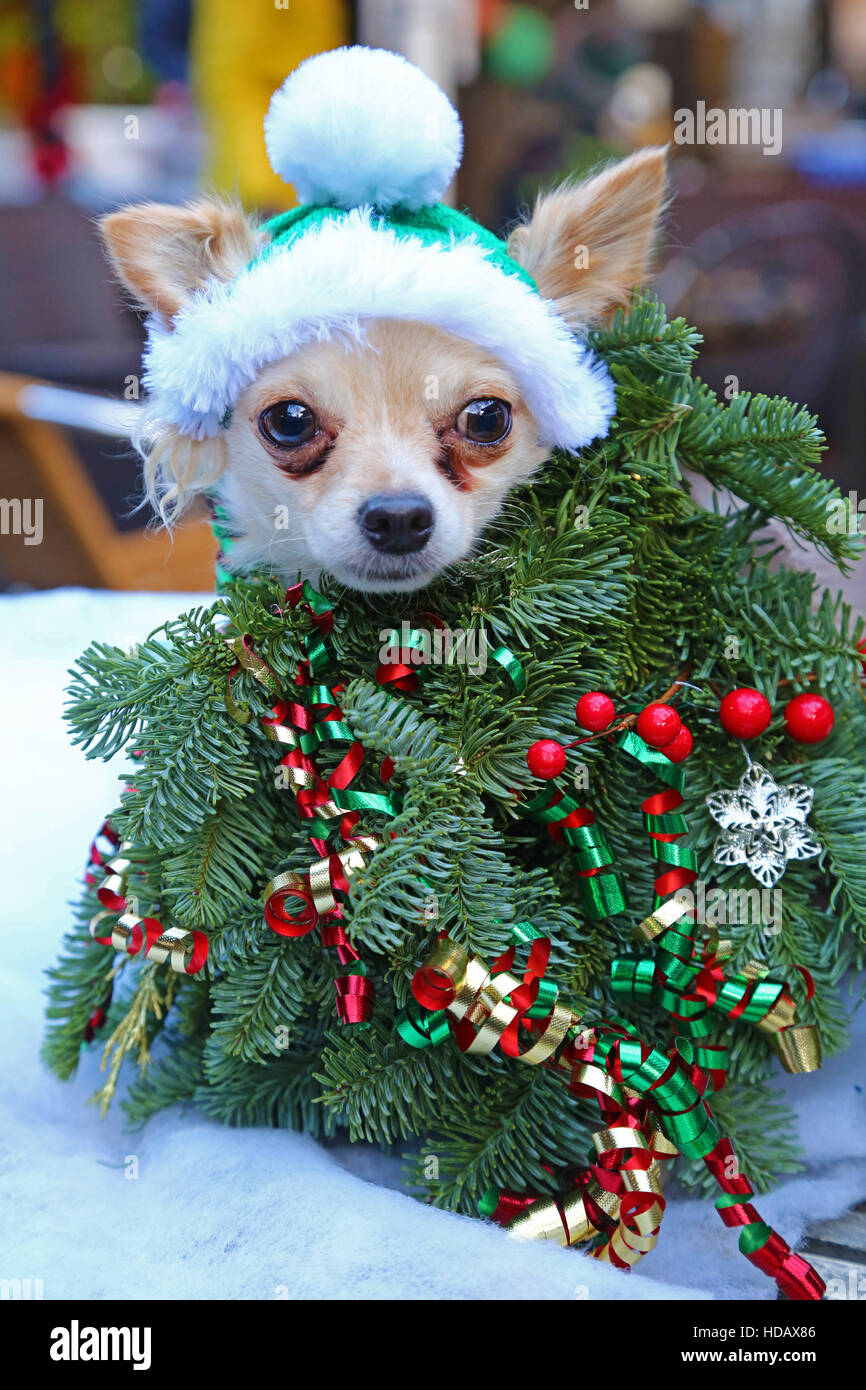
85,820,120,885
642,786,698,901
264,881,318,937
704,1136,754,1196
83,1006,107,1044
328,740,364,791
333,973,375,1025
794,964,816,1000
179,929,210,976
412,963,456,1012
376,651,420,693
321,921,375,1023
123,916,163,957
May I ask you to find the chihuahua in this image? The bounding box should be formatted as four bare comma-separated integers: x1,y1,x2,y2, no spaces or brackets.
102,135,665,593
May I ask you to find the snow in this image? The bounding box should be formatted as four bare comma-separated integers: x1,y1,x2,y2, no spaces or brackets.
0,588,863,1301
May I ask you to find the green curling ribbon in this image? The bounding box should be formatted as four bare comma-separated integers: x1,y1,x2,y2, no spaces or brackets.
478,1186,500,1219
395,999,451,1050
610,957,655,1000
510,920,541,946
312,719,355,749
579,872,629,921
523,787,627,920
306,817,331,840
649,837,699,883
616,728,686,793
293,580,333,674
380,625,430,660
738,1221,773,1255
307,684,339,708
489,645,526,694
330,786,403,817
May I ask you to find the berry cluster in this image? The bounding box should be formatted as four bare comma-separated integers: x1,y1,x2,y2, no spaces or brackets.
719,687,834,743
525,680,836,782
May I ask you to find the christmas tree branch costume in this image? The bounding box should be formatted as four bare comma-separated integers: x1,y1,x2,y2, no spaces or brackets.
46,48,866,1299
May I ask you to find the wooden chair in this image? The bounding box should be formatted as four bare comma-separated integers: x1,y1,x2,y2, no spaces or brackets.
0,371,216,590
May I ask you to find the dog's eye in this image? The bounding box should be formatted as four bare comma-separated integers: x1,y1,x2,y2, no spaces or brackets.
456,398,512,445
258,400,319,449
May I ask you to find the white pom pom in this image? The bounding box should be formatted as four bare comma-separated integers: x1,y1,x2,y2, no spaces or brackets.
264,46,462,211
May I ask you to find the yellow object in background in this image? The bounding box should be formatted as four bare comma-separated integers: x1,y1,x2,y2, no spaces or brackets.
191,0,350,212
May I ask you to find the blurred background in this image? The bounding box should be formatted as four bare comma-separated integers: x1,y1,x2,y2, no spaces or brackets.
0,0,864,591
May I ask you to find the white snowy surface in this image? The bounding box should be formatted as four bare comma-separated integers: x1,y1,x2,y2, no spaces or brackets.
0,588,864,1301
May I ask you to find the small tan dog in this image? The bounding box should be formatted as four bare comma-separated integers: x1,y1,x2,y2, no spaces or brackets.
101,47,666,593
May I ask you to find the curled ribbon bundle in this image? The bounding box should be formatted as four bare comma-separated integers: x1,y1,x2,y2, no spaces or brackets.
614,897,822,1080
225,581,402,1024
88,837,208,976
398,913,825,1299
401,923,576,1064
397,927,673,1265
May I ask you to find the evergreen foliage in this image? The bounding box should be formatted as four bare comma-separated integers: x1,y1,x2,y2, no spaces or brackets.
45,296,866,1213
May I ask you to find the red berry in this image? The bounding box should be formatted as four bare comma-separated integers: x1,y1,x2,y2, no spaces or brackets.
527,739,566,779
784,692,834,743
719,687,771,739
662,725,693,762
858,637,866,675
576,691,615,732
636,703,681,749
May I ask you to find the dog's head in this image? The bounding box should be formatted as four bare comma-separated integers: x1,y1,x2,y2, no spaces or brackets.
101,50,666,592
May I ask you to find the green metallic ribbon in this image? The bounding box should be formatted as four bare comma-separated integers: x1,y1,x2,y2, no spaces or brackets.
610,898,821,1088
617,727,699,909
396,1000,451,1049
489,644,526,694
523,787,627,920
291,580,332,675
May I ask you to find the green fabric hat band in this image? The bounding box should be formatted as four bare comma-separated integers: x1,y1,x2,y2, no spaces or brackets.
259,203,538,294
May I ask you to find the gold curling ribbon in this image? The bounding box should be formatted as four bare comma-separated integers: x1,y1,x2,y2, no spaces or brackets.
632,894,692,942
146,924,202,973
775,1023,823,1074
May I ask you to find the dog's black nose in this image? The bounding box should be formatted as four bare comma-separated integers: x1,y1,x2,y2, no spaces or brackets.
358,492,434,554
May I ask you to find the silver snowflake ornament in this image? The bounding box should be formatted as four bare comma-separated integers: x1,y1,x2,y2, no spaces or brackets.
706,763,821,888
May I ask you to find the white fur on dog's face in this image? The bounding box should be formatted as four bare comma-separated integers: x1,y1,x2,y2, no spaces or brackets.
219,319,548,591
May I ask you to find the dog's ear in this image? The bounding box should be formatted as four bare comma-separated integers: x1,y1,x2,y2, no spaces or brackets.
99,199,259,320
507,148,667,327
